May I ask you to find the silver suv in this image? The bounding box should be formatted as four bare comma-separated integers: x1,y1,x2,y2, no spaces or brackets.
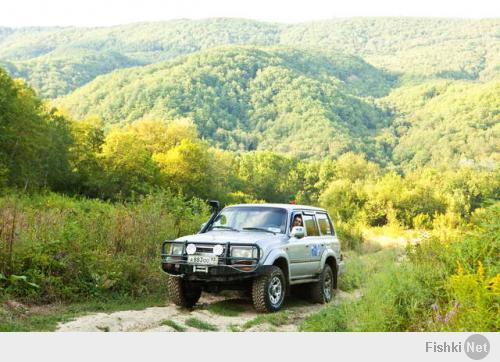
161,201,345,312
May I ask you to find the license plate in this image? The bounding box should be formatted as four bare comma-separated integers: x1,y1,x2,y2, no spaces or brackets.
187,255,218,265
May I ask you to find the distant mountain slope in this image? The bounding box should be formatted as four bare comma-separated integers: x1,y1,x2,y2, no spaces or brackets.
383,80,500,169
1,49,144,98
281,18,500,81
1,18,498,97
0,19,281,97
57,46,394,160
0,19,280,61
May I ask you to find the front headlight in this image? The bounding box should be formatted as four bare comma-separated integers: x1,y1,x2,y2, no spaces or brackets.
231,246,258,259
171,244,184,255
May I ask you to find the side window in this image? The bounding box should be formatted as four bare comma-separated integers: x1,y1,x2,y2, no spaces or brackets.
303,214,319,236
290,212,303,231
316,213,334,235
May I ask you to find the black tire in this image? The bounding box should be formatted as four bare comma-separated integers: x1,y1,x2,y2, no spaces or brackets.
167,276,202,308
310,264,335,304
252,266,286,313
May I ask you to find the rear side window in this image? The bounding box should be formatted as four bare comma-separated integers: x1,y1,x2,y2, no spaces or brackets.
303,214,319,236
317,213,334,235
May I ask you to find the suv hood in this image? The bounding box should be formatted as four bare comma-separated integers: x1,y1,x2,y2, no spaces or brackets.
176,230,288,245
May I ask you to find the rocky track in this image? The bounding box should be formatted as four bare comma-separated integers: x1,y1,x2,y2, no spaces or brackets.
56,290,362,332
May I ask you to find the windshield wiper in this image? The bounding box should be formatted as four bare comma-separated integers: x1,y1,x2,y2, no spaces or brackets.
212,225,240,232
242,227,276,234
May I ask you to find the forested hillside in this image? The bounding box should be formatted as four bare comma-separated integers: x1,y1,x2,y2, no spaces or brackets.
1,18,497,168
0,49,144,98
1,18,498,98
56,47,395,159
383,80,500,169
0,19,281,97
281,18,500,81
55,46,498,168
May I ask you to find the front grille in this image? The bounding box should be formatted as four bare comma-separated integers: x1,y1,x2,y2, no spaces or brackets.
195,246,218,254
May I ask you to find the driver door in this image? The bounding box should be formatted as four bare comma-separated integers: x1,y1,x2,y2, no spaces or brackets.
300,213,322,275
287,211,315,279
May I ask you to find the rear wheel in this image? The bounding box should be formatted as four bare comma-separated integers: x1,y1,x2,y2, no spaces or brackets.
252,266,286,313
310,264,334,304
167,276,202,308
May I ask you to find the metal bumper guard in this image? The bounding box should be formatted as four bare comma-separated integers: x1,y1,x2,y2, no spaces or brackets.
161,240,261,276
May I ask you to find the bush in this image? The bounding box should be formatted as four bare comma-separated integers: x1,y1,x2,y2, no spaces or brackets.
335,219,364,251
0,191,209,303
338,255,365,292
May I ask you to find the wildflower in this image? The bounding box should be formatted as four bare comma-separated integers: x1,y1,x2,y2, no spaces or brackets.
444,302,460,324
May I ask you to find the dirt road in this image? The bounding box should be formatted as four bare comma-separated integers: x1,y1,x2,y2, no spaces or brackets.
56,290,361,332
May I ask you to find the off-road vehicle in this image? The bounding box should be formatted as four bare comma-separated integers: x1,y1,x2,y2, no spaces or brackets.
161,201,345,312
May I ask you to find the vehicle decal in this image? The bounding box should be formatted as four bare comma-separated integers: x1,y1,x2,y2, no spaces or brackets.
311,244,321,257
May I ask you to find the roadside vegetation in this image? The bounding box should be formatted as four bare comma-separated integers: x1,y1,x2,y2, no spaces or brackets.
0,192,207,305
301,203,499,332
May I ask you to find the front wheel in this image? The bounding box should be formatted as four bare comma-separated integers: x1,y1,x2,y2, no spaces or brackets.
310,264,334,304
252,266,286,313
167,276,202,308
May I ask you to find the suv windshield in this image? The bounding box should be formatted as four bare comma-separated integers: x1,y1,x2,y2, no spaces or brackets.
209,207,287,234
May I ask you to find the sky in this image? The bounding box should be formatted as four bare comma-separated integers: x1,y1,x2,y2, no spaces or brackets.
1,0,499,27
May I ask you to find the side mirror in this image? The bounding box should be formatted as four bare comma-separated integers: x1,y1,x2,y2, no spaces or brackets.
290,226,305,239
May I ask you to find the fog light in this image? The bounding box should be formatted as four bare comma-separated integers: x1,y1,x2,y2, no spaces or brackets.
186,243,197,255
213,244,224,256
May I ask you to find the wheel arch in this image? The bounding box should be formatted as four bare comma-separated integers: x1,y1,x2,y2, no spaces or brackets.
263,250,290,281
272,256,290,286
324,255,338,289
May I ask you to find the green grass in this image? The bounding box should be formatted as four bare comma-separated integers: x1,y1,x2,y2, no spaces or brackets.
228,324,242,332
0,294,166,332
185,317,219,331
299,303,351,332
160,319,187,332
300,248,402,332
338,248,400,292
207,299,247,317
241,310,292,330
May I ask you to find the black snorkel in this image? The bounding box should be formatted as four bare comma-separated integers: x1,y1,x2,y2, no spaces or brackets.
199,200,220,233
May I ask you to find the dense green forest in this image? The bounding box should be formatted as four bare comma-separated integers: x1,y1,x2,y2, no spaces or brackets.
57,47,395,159
54,45,500,168
0,17,498,331
0,18,498,98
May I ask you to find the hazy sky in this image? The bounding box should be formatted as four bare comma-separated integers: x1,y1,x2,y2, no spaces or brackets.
2,0,499,27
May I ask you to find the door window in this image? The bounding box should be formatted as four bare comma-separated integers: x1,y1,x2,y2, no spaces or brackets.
290,212,304,231
316,213,334,235
303,214,319,236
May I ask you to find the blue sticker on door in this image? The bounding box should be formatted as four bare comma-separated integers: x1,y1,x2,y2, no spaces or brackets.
311,244,320,257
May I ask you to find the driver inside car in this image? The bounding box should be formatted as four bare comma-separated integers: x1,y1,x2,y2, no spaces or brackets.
291,214,303,230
